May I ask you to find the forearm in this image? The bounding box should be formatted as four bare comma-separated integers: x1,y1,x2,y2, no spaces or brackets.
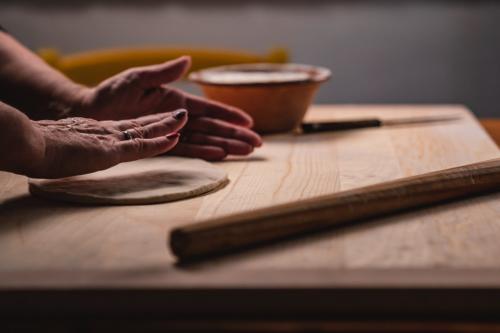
0,101,44,176
0,31,89,120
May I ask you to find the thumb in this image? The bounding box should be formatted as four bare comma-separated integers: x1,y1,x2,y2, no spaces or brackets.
135,56,191,87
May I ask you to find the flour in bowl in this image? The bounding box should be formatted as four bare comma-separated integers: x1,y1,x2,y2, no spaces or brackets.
199,71,310,84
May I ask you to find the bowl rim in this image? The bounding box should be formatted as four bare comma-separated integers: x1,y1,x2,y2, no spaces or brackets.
188,63,331,87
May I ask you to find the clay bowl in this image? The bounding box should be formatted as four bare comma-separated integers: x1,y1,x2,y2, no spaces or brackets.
189,63,331,134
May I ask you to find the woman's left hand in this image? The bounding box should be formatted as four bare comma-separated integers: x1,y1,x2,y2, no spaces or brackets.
74,56,262,161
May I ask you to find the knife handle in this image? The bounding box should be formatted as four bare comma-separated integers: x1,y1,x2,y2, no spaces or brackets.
301,119,382,133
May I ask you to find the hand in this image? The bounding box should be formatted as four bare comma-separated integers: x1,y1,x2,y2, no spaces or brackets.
76,56,262,161
29,110,187,178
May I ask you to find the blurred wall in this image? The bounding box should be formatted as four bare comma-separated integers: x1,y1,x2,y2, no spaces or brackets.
1,0,499,117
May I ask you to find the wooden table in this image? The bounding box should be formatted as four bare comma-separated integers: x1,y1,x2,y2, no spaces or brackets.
2,105,500,331
480,118,500,147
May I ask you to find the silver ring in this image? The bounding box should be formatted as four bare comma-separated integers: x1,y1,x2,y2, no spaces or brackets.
122,130,133,140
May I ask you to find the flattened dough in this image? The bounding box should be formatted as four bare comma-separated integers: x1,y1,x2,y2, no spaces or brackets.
28,157,228,205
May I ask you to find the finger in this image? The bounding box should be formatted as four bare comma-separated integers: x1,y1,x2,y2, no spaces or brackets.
113,110,183,131
150,87,253,127
184,132,254,155
139,110,187,139
186,117,262,147
169,143,227,161
134,56,191,88
117,133,180,162
183,92,253,127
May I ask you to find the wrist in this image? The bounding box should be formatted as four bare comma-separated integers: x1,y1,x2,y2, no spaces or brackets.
0,103,45,177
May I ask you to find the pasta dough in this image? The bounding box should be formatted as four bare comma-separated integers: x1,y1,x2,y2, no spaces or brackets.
28,157,228,205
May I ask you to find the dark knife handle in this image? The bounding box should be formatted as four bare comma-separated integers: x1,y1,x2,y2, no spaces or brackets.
301,119,382,133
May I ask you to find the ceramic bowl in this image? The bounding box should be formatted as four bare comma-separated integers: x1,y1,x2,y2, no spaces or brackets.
189,63,331,134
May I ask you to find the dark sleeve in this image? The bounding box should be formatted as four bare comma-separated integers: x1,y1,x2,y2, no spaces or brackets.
0,25,6,32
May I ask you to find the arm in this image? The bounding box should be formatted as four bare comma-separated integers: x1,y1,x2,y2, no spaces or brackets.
0,31,88,120
0,101,44,175
0,31,262,160
0,101,186,178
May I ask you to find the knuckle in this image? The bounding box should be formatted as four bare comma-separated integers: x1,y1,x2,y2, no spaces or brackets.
132,138,144,151
125,69,141,82
129,120,141,128
130,126,144,139
136,127,147,139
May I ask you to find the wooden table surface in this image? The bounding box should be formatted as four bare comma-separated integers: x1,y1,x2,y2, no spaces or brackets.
1,105,500,323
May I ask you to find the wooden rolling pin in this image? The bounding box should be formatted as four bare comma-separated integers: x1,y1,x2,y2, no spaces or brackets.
170,158,500,261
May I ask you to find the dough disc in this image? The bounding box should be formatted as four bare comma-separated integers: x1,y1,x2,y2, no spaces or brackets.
28,157,228,205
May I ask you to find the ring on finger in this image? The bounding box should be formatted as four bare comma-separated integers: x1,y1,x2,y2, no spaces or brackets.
122,130,134,140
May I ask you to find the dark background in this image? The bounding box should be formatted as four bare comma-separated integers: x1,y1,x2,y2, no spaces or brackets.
1,0,499,117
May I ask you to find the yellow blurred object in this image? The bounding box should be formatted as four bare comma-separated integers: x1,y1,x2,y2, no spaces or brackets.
37,47,289,87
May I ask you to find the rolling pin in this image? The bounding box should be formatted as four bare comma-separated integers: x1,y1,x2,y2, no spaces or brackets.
170,158,500,261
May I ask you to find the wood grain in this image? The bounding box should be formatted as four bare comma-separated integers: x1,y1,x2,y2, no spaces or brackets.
170,158,500,260
0,104,499,278
3,105,500,323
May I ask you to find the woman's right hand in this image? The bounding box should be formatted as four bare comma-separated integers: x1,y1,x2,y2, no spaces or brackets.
0,101,187,179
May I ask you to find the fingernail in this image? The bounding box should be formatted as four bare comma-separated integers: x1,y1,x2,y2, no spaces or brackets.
166,133,180,140
173,110,187,120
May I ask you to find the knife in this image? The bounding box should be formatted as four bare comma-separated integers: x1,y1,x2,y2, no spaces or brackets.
301,115,460,133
